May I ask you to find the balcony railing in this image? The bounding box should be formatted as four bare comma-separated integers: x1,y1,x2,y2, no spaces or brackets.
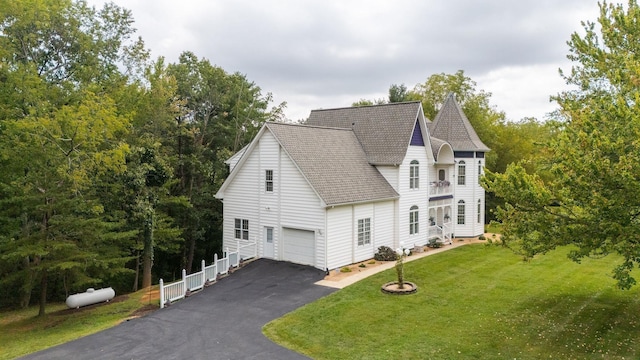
429,180,452,196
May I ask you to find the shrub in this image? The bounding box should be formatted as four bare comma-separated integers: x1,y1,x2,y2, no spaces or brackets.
478,235,486,240
428,239,442,248
374,246,397,261
340,266,352,273
358,263,366,268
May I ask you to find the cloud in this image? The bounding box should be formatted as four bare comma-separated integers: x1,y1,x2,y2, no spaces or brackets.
88,0,600,121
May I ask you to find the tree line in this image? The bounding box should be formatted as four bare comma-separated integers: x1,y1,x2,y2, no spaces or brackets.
0,0,284,315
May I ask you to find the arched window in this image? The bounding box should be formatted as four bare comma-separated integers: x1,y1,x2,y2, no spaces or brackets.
410,160,419,189
458,161,466,185
438,169,445,181
409,205,419,234
457,200,465,225
477,199,482,223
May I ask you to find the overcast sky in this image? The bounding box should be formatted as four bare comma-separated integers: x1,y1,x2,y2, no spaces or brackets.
87,0,601,122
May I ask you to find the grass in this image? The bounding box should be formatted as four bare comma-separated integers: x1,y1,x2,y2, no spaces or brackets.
264,244,640,359
0,286,158,359
485,221,503,234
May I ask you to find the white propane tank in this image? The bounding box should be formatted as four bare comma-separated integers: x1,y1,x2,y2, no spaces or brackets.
66,287,115,308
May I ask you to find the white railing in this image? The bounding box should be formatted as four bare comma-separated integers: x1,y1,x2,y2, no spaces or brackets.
428,223,453,244
159,240,257,308
429,181,452,196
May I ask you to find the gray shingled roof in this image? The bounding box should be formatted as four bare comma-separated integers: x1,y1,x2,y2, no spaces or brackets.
429,137,448,161
266,122,399,207
428,93,490,152
306,102,423,165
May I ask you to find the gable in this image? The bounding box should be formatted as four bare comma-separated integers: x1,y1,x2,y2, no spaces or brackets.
307,102,425,165
267,122,399,206
410,120,425,146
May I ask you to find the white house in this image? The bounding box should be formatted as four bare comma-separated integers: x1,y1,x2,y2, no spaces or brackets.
215,94,489,271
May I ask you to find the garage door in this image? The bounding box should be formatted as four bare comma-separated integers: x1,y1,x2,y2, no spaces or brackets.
282,228,315,266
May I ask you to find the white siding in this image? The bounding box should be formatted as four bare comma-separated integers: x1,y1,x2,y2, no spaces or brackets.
373,201,395,250
326,206,352,270
222,130,326,270
325,200,396,270
258,133,280,258
353,204,374,263
222,146,260,253
454,155,485,237
279,143,326,269
376,165,399,191
398,146,430,247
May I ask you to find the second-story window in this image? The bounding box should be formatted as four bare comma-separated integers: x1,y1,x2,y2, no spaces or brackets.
458,161,466,186
438,169,445,181
478,161,482,184
265,169,273,192
410,160,419,189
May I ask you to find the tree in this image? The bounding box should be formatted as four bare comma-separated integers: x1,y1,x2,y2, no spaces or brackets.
484,1,640,289
0,0,147,314
166,52,282,273
0,92,131,315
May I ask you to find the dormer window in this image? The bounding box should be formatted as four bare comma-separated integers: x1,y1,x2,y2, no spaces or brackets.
410,160,419,189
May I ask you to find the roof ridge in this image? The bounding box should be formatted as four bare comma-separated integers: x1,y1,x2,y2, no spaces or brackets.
310,101,421,113
267,121,353,132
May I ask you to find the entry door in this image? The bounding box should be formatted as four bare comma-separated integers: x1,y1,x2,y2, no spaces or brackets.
264,227,274,258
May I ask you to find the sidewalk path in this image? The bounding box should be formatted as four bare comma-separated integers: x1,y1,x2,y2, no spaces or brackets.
316,238,482,289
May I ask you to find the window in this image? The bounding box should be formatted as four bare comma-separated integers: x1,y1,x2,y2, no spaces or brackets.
457,200,465,225
409,205,419,235
266,227,273,243
265,170,273,192
458,161,466,185
410,160,419,189
234,218,249,240
477,199,482,224
478,161,482,184
438,169,445,181
357,218,371,246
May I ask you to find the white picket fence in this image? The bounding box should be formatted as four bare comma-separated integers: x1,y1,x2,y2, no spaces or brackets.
159,240,257,308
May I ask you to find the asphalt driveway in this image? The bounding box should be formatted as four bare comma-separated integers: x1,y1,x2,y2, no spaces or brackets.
21,259,336,360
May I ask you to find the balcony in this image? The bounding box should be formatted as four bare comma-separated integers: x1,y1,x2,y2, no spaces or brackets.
429,180,452,196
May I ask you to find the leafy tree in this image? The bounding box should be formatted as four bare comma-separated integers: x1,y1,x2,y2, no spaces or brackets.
0,0,146,314
0,93,131,315
388,83,406,103
167,52,281,272
484,1,640,289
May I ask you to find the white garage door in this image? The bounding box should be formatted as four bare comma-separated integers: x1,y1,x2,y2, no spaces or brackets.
282,228,315,266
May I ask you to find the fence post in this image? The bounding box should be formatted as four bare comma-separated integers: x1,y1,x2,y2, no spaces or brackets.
159,278,165,309
236,240,241,266
214,253,218,278
201,259,206,287
182,269,187,292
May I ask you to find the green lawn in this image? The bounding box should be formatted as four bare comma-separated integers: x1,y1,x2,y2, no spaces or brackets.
264,244,640,359
0,287,158,360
